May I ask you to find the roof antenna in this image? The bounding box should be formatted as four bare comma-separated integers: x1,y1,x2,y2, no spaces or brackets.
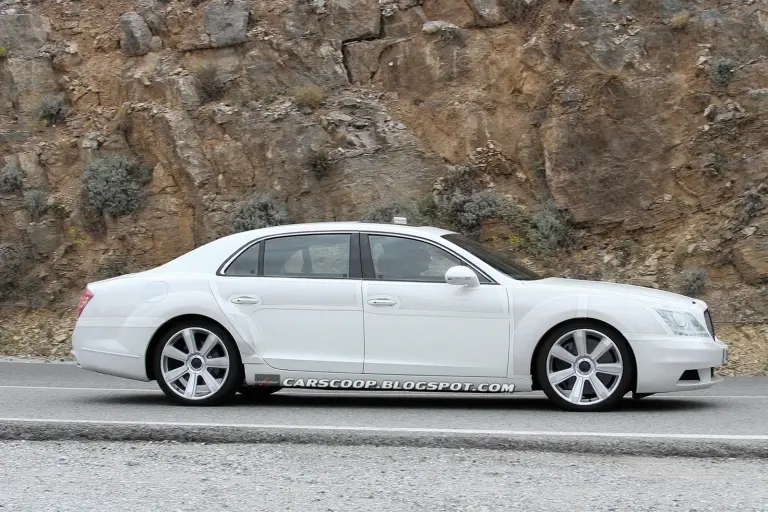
392,216,408,225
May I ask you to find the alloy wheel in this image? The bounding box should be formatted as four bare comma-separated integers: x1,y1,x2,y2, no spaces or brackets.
160,327,231,401
545,328,624,406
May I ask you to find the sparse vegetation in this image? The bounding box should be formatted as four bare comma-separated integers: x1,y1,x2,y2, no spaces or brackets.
417,193,438,220
528,199,573,253
293,85,326,110
360,200,424,225
584,60,631,97
680,269,708,297
82,153,153,219
438,190,525,239
0,162,24,194
739,188,763,226
670,10,691,29
0,243,23,297
24,189,48,221
308,149,333,179
230,194,292,233
711,58,735,88
0,47,8,59
36,94,69,126
99,257,130,279
196,65,228,103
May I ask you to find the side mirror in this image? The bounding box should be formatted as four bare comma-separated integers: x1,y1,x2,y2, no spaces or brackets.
445,266,480,288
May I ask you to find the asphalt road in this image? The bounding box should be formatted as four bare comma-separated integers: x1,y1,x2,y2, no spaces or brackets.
2,441,768,512
1,361,767,457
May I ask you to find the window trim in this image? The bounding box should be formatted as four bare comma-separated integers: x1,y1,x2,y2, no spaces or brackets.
216,231,362,280
360,232,498,285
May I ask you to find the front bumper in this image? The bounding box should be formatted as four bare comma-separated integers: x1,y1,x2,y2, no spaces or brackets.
629,335,728,394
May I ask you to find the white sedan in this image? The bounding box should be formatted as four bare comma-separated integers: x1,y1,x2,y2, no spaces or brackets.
72,221,728,411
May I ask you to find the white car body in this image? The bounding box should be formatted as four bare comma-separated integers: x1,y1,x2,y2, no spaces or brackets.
71,222,728,410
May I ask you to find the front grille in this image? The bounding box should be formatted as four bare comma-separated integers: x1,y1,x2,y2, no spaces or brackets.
704,309,715,339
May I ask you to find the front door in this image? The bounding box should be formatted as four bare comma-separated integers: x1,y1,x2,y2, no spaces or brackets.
361,233,510,377
212,232,364,373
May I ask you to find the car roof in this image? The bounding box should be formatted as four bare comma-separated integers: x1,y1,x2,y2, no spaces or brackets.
154,221,456,274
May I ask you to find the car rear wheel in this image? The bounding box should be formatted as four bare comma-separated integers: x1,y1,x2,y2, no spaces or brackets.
154,321,243,406
535,321,634,412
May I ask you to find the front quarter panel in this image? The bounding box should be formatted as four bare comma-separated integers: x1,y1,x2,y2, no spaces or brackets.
509,286,667,377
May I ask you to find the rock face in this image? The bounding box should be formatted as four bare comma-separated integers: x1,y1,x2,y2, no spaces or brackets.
119,12,153,56
1,0,768,370
204,0,250,48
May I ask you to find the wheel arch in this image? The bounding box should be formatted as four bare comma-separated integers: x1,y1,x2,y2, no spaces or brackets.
144,314,241,381
528,317,638,393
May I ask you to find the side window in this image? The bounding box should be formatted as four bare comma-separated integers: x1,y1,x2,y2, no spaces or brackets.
263,234,351,278
224,242,260,276
368,235,463,282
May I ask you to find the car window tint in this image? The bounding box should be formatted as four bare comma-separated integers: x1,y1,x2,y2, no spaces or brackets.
224,242,260,276
263,234,351,278
368,235,463,282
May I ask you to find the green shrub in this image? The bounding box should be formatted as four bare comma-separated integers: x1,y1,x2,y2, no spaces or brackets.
360,200,424,224
438,190,521,238
196,65,227,103
293,85,326,110
99,257,130,279
711,58,734,88
417,193,438,220
739,188,762,225
24,189,48,221
0,243,23,296
0,162,24,194
230,194,292,233
670,10,691,29
82,154,153,218
0,47,8,59
528,200,573,252
36,94,69,125
308,149,333,179
680,269,707,297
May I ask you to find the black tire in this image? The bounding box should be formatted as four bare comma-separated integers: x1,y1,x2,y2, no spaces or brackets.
535,320,635,412
153,319,243,406
238,385,282,399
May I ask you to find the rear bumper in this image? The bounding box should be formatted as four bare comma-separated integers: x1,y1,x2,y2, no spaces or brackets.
629,335,728,394
71,321,155,382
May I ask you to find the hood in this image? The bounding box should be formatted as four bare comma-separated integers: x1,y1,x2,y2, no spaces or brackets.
535,277,697,308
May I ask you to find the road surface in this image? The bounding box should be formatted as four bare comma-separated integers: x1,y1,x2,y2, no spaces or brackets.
2,440,768,512
1,361,768,456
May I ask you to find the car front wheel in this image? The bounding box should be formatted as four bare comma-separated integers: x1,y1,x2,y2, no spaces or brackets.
154,320,243,406
535,321,634,412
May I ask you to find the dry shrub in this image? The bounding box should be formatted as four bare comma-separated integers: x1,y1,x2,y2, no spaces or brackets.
293,85,326,110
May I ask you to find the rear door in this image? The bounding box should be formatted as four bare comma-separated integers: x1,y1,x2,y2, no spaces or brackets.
360,233,510,377
212,232,364,373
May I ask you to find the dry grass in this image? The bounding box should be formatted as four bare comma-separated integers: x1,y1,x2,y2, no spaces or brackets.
582,60,632,97
293,85,326,110
670,11,691,29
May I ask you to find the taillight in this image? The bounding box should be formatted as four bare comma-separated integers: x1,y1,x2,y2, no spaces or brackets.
76,287,94,319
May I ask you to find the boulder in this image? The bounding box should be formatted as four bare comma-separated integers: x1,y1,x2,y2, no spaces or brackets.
465,0,507,26
204,0,250,48
119,12,153,56
732,238,768,285
27,219,61,258
322,0,381,42
0,14,50,58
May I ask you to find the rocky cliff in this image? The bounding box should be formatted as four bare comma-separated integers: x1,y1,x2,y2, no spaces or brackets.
0,0,766,373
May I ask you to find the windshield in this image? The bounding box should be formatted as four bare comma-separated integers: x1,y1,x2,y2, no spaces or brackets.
443,233,543,281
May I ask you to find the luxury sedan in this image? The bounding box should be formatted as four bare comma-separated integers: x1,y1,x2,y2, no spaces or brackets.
71,221,728,411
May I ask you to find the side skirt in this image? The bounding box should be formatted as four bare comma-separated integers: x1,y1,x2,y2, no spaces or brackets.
243,364,534,393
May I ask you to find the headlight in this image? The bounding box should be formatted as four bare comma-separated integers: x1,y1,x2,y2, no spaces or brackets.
655,308,708,337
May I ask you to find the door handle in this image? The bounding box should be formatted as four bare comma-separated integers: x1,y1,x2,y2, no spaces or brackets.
231,295,261,305
367,298,397,307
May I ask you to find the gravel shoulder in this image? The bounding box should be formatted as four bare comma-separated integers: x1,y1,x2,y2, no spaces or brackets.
2,441,768,512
